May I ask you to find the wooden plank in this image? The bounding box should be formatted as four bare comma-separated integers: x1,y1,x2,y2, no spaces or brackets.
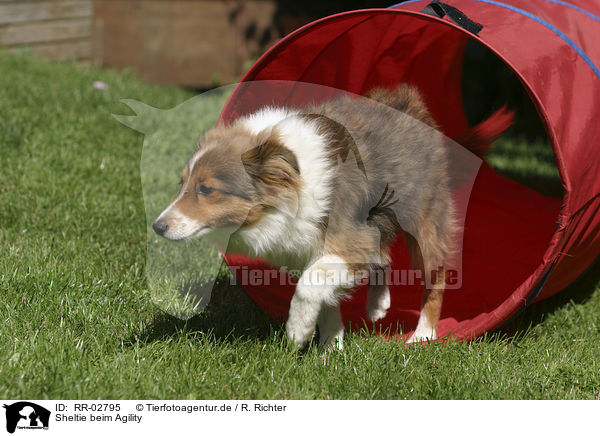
0,0,89,3
11,38,91,60
93,1,236,85
0,1,91,25
93,0,277,87
0,18,90,46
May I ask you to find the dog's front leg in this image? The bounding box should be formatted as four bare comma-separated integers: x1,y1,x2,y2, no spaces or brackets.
317,303,344,350
286,255,353,350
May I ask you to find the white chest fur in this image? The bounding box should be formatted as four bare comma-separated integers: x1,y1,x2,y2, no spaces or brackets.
232,107,336,269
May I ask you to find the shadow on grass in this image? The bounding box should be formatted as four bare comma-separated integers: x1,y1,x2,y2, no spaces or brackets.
133,257,600,348
134,255,600,348
497,256,600,339
134,276,281,346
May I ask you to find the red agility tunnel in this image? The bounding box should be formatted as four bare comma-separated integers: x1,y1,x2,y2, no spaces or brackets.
221,0,600,340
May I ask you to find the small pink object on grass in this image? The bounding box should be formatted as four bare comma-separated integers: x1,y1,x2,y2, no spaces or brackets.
93,81,108,91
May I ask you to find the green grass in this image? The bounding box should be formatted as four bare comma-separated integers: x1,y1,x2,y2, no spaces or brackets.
1,50,599,399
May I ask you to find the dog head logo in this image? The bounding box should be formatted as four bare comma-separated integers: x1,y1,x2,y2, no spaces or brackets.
3,402,50,433
114,92,232,319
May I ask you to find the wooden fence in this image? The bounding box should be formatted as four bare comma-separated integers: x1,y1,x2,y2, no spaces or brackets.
0,0,92,61
0,0,284,87
92,0,278,87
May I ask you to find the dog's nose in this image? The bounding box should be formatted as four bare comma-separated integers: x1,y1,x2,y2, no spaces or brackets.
152,219,168,236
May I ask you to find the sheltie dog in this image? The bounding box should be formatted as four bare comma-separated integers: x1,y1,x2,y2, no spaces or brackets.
152,84,512,349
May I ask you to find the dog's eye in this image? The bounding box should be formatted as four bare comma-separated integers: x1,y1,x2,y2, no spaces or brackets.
197,185,214,195
178,178,184,186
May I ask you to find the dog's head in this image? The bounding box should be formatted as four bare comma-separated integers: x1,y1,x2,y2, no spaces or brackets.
152,124,301,243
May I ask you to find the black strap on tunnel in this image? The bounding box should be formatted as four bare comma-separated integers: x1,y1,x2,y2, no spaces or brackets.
421,0,483,35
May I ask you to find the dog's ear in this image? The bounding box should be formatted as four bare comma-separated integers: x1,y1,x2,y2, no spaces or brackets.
241,134,300,187
302,113,367,178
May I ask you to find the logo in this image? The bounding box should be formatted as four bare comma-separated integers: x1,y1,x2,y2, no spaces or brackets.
3,402,50,433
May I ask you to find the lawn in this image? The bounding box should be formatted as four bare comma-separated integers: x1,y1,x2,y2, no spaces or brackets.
1,50,599,400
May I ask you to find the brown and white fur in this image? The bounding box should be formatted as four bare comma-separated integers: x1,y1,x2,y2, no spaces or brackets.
153,84,512,349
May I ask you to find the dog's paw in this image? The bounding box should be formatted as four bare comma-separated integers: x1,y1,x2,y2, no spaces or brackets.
285,317,316,350
366,286,391,323
406,328,437,344
367,300,390,323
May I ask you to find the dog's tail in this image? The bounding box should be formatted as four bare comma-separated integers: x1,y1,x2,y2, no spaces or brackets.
454,106,513,158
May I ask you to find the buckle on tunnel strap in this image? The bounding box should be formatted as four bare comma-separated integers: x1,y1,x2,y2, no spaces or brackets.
422,0,484,35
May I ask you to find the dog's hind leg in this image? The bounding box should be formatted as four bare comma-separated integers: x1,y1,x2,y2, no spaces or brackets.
286,254,355,350
404,231,445,343
409,273,444,343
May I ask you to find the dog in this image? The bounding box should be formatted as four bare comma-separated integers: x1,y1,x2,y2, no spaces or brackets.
152,84,512,349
